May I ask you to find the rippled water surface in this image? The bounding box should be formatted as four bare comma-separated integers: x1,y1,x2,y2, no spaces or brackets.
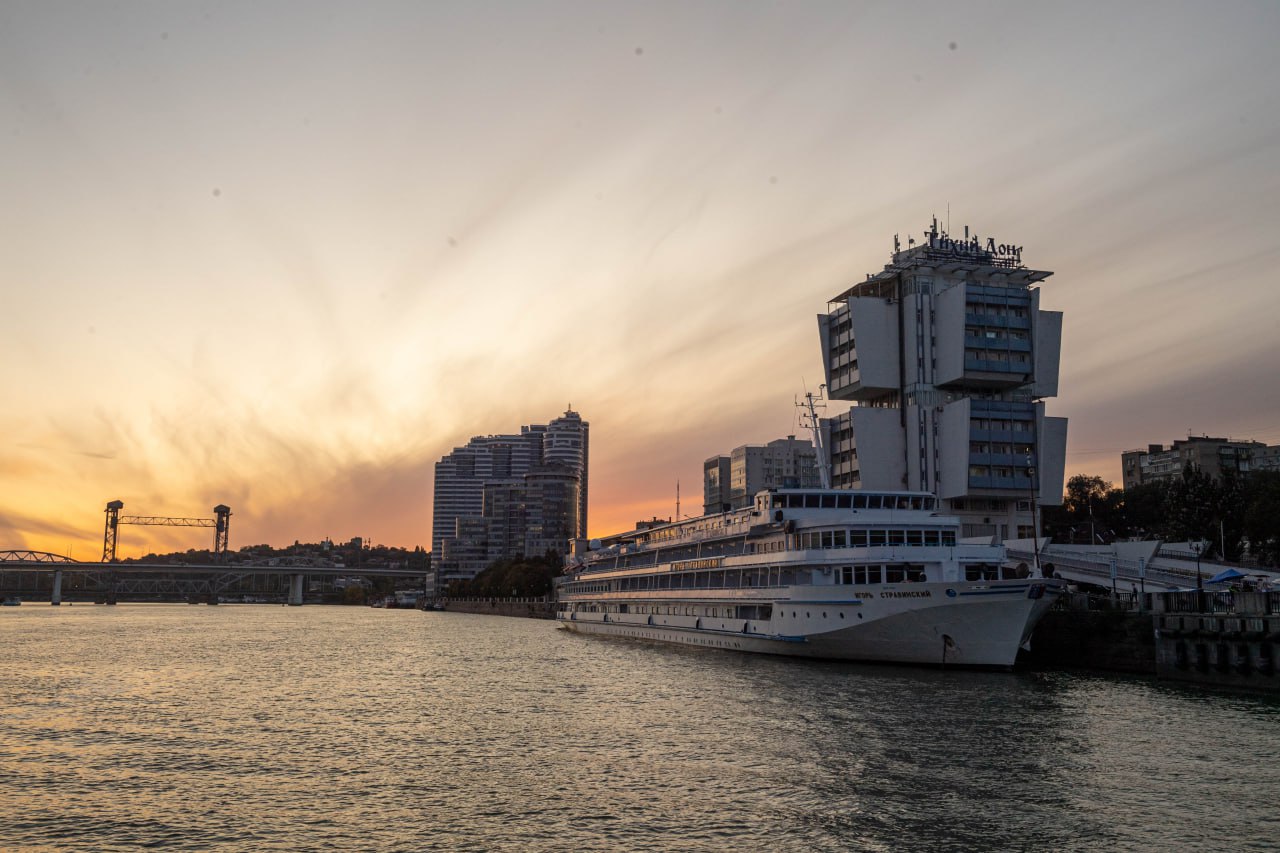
2,605,1278,851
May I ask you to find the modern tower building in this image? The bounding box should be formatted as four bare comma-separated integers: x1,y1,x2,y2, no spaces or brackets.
542,408,590,539
703,436,821,514
431,408,589,592
817,220,1067,540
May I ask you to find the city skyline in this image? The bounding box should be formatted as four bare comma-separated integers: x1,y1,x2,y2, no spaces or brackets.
3,3,1279,557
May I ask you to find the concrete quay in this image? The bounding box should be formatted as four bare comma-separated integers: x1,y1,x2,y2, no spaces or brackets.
1025,590,1280,692
435,596,556,619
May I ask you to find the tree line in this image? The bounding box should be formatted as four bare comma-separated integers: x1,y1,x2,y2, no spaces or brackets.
445,552,561,598
1041,467,1280,565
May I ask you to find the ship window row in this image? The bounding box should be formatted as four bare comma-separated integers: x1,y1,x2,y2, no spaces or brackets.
611,539,750,569
563,602,775,620
566,566,818,593
642,515,749,544
567,581,612,594
836,564,927,585
769,493,936,511
792,529,957,549
623,604,774,620
965,564,1006,581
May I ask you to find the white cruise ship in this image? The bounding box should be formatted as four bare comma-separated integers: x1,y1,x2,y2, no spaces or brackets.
555,489,1061,669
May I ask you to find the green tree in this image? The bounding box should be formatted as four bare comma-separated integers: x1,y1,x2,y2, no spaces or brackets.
1215,468,1247,561
1243,470,1280,566
1121,481,1169,540
1045,474,1126,543
449,551,562,598
1165,463,1220,549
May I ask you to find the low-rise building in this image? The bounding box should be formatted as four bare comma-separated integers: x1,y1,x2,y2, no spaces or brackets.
1121,436,1268,490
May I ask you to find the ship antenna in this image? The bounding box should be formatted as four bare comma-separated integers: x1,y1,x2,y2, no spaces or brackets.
797,384,832,489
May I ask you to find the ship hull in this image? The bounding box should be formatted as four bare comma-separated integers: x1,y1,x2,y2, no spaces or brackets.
557,581,1060,669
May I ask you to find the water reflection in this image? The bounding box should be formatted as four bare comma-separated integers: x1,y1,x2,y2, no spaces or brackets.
1,606,1277,851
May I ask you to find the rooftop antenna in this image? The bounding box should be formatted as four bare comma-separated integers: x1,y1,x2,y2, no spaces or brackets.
797,384,832,489
676,480,681,520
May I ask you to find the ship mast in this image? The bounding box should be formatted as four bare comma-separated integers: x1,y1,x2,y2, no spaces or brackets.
797,385,832,489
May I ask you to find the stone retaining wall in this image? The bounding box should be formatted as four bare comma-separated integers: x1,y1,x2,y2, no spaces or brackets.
1021,609,1156,674
438,598,556,620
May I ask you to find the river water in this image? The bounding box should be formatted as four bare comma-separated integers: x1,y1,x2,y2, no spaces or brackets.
1,605,1277,852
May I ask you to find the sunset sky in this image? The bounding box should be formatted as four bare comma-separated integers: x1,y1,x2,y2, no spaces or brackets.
3,2,1278,559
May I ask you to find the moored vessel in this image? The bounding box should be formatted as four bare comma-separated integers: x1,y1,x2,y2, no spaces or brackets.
556,488,1060,668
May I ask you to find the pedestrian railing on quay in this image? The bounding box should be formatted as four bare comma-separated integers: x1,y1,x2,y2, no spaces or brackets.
1052,590,1280,616
1053,591,1145,613
1155,547,1273,570
1160,590,1280,615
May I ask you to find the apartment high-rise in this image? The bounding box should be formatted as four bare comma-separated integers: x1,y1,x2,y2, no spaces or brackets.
817,220,1067,540
1121,436,1269,489
431,408,588,592
541,408,589,539
703,436,821,514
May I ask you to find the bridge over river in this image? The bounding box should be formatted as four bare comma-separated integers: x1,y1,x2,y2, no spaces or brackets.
0,551,429,606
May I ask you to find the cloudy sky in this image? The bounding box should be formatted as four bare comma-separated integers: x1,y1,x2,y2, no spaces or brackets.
3,1,1278,558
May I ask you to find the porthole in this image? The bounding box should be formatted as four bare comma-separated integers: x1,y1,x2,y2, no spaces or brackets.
806,611,811,618
839,612,845,619
857,613,863,619
823,612,828,618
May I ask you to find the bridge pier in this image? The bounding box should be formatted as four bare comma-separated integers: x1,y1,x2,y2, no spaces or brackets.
288,573,305,606
51,569,62,605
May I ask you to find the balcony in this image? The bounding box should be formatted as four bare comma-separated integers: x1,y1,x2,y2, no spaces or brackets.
969,452,1036,467
964,312,1032,330
963,357,1024,374
968,474,1035,491
964,336,1032,352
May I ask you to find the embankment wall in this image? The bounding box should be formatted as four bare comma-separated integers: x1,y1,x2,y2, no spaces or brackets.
440,597,556,620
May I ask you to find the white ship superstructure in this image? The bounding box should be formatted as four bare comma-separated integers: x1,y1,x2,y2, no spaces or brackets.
556,488,1061,668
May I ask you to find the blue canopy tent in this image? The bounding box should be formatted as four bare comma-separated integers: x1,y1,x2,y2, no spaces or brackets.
1207,568,1246,584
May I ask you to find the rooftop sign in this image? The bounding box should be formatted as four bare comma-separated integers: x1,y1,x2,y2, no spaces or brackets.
894,219,1025,268
926,232,1022,265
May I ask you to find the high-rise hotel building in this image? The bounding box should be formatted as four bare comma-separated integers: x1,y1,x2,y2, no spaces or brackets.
431,408,588,592
817,221,1067,540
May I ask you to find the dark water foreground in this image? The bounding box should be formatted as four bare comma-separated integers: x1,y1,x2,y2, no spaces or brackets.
2,605,1278,852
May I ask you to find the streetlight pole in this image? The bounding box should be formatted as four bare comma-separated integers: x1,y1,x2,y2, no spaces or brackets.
1026,455,1042,577
1191,539,1204,613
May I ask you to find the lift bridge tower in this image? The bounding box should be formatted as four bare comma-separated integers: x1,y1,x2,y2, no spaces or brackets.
102,501,231,563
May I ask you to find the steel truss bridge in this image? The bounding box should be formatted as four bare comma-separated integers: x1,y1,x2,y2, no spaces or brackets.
0,551,428,606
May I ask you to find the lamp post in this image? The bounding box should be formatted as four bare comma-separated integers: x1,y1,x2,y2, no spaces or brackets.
1191,539,1204,613
1026,455,1042,577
